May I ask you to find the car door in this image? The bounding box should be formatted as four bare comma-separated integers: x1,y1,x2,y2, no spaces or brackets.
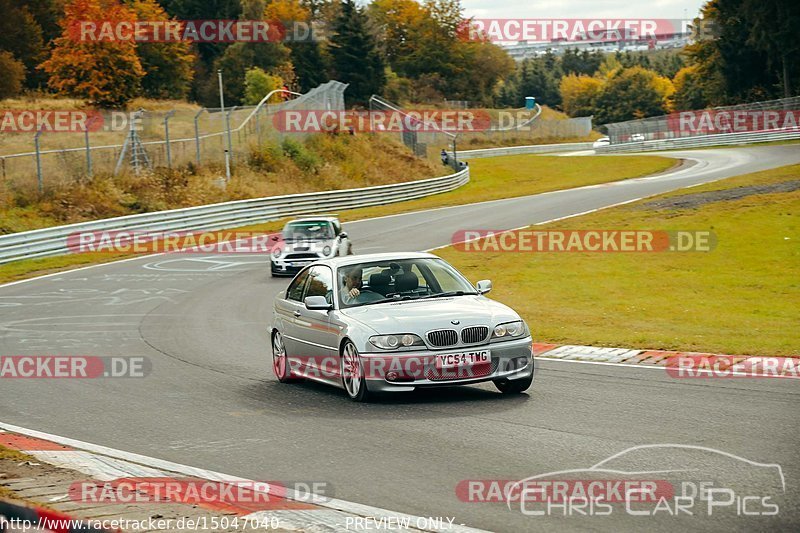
277,268,311,358
294,265,339,381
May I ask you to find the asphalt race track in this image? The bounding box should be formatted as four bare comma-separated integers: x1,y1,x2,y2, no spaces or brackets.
2,145,799,532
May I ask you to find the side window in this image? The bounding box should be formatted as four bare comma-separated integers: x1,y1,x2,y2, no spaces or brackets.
333,220,342,235
286,269,311,301
304,266,334,304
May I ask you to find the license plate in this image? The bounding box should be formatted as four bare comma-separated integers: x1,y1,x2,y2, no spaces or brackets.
436,350,490,369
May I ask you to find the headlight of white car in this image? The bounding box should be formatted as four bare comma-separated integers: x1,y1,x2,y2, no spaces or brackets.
322,245,332,256
369,334,426,350
492,320,526,340
271,247,282,259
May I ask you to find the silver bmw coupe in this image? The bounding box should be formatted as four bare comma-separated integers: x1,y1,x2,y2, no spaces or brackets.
271,252,534,401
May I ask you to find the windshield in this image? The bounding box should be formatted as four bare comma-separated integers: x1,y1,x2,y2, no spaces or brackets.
282,220,335,241
338,258,477,308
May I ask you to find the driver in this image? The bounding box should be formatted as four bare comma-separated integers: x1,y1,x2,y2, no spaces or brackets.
341,266,363,304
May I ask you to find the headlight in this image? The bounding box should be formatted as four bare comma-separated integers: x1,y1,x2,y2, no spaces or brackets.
271,247,282,259
492,320,526,340
369,334,425,350
322,245,332,256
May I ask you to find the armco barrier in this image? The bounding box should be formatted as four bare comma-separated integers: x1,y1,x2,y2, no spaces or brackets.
596,129,800,153
0,168,469,265
450,142,594,160
0,499,117,532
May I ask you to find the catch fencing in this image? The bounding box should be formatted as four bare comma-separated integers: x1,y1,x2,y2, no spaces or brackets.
367,95,592,162
604,96,800,144
596,129,800,153
0,81,348,193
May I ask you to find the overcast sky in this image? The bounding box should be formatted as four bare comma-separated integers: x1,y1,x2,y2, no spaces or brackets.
460,0,707,19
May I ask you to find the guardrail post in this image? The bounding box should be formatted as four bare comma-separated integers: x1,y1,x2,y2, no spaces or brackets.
164,109,176,169
218,69,232,180
34,128,44,193
194,108,206,166
84,120,93,178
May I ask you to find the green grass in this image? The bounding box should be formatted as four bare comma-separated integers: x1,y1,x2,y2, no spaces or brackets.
0,153,674,284
437,164,800,356
333,154,675,221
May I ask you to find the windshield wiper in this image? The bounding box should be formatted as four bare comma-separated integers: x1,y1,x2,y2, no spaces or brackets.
420,291,477,299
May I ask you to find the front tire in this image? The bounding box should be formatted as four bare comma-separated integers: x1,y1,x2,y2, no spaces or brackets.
272,331,298,383
494,373,533,394
341,341,370,402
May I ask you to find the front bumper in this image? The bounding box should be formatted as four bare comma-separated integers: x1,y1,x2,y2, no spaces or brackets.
270,257,318,275
359,336,534,393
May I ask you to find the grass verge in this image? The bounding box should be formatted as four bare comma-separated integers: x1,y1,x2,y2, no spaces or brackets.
0,153,674,284
437,164,800,356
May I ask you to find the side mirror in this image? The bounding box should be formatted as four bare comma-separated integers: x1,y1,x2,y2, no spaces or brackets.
304,296,332,311
271,235,280,241
476,280,492,295
339,232,348,239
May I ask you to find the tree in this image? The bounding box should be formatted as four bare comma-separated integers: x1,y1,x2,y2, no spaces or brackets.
672,65,708,110
128,0,195,100
683,0,785,104
243,67,283,104
19,0,64,44
451,40,514,105
160,0,243,100
742,0,800,98
0,0,46,89
266,0,329,92
0,51,25,99
594,67,672,124
41,0,144,107
368,0,426,74
290,42,329,91
560,74,604,117
561,48,603,76
329,0,385,104
517,57,562,107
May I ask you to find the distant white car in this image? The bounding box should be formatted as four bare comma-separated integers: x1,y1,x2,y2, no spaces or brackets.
592,137,610,149
630,133,646,141
270,216,352,277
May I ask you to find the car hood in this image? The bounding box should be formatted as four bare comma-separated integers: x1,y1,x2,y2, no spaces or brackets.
340,296,521,333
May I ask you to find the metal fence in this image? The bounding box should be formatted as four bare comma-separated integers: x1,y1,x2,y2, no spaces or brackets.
367,95,592,162
0,167,469,264
604,96,800,143
0,81,348,193
596,128,800,153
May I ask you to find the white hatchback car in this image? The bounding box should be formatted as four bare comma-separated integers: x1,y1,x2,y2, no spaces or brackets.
270,216,352,277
